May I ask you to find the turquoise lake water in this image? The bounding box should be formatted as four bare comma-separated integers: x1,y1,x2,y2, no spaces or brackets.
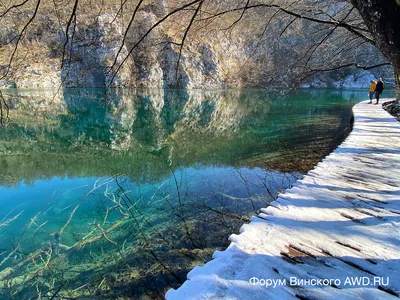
0,88,392,299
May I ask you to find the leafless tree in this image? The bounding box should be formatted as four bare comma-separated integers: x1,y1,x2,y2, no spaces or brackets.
0,0,398,94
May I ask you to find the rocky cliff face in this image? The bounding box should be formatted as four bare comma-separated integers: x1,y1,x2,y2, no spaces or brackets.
58,10,251,89
0,1,393,89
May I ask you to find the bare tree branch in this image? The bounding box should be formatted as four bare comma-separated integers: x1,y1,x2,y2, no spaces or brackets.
0,0,41,80
299,61,391,85
109,0,145,72
221,0,250,31
61,0,79,69
174,0,204,81
198,3,375,45
108,0,202,86
0,0,31,18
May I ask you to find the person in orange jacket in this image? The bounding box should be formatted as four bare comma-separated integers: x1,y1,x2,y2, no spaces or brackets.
368,80,377,104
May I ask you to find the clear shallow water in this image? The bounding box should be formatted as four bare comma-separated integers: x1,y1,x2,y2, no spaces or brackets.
0,88,389,298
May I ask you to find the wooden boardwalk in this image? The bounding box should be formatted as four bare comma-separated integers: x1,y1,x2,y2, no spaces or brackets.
166,100,400,300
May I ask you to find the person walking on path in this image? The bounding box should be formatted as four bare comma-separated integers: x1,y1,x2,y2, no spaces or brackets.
368,80,377,103
374,78,384,105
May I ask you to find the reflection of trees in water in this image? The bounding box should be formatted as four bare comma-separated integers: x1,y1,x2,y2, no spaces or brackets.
0,88,361,298
60,89,112,148
0,88,358,186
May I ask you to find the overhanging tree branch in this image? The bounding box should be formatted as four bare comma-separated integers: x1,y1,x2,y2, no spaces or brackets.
299,61,391,84
174,0,204,81
0,0,41,81
61,0,79,69
108,0,145,73
108,0,202,86
198,3,375,45
0,0,31,18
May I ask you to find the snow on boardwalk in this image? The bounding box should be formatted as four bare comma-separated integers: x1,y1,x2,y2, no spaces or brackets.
166,100,400,300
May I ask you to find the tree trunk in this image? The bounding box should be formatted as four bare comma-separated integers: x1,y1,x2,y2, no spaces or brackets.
351,0,400,99
394,65,400,100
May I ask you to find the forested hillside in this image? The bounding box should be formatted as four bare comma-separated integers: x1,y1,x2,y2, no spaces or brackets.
0,0,393,89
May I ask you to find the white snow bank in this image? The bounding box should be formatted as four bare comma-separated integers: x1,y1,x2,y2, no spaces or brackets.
166,98,400,300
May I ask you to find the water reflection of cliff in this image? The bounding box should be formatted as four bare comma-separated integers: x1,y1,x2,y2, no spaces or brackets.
0,88,360,186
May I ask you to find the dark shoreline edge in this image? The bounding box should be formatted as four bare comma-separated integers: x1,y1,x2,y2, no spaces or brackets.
383,99,400,122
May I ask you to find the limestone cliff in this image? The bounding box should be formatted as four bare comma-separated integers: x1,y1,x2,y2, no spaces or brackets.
0,0,393,89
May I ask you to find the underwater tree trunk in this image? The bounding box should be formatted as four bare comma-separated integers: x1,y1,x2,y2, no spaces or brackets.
351,0,400,99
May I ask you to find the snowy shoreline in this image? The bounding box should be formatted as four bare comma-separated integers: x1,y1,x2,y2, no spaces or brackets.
166,99,400,299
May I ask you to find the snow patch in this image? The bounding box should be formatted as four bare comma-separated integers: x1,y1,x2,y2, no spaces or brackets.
166,99,400,299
